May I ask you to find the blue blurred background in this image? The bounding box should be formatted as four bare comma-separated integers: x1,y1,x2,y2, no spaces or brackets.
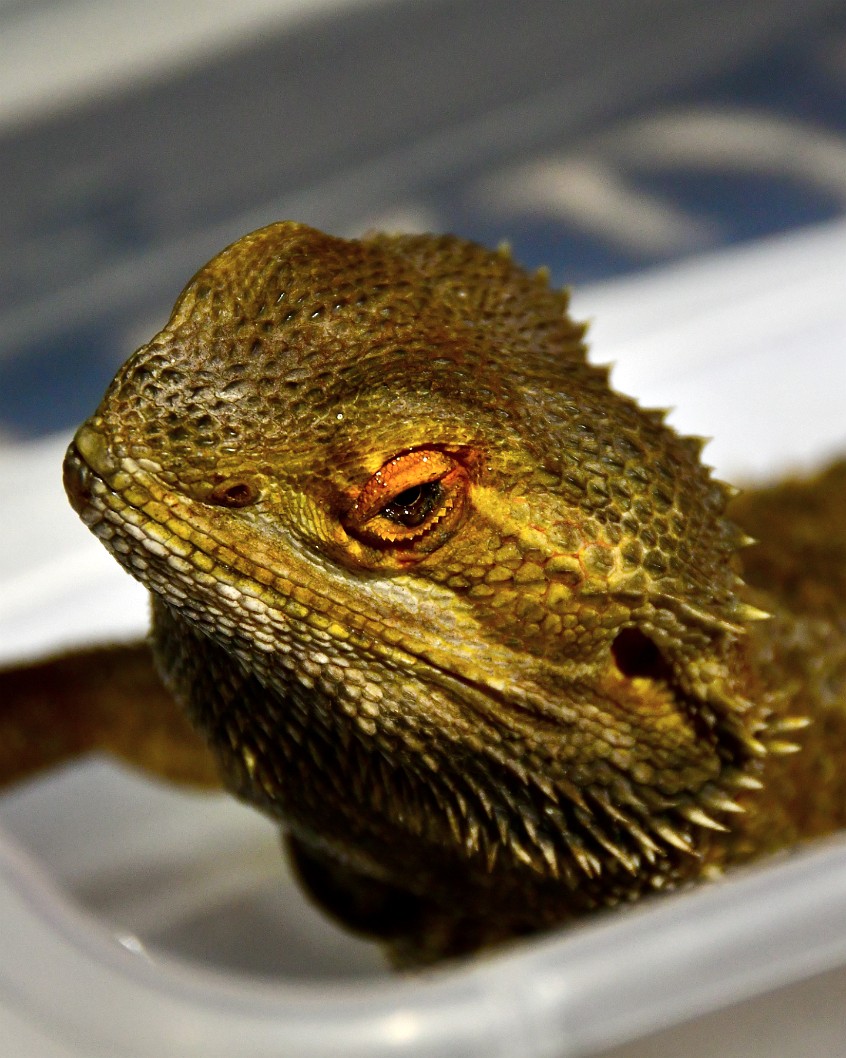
1,0,845,439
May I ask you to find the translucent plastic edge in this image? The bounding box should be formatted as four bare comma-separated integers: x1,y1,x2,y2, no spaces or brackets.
2,820,846,1058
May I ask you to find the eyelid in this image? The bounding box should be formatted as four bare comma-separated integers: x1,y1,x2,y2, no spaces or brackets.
348,449,456,526
340,447,471,555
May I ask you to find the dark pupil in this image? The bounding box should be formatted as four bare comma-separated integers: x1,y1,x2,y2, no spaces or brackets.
382,481,441,528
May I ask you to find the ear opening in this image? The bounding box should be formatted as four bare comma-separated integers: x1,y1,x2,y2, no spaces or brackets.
611,628,673,682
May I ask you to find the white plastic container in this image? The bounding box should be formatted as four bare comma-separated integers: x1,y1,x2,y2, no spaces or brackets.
1,764,846,1058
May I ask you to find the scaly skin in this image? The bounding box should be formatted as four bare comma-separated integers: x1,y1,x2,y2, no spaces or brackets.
51,221,846,963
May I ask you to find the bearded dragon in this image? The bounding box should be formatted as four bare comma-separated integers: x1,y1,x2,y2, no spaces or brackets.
4,222,845,965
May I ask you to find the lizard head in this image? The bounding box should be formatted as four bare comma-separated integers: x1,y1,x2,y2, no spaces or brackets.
65,222,772,891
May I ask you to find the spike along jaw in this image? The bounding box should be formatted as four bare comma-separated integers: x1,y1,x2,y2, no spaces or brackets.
63,222,774,896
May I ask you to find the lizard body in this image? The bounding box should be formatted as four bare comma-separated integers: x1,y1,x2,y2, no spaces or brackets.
44,222,846,962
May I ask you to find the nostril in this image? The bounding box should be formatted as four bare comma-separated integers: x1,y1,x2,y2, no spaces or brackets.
611,628,671,681
208,479,258,508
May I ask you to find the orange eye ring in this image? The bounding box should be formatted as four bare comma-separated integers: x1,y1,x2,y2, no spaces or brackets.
343,448,469,551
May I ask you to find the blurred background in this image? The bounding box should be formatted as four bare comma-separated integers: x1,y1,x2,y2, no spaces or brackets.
2,0,845,440
1,2,846,1056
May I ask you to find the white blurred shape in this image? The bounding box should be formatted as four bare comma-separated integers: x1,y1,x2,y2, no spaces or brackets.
608,108,846,202
481,157,719,254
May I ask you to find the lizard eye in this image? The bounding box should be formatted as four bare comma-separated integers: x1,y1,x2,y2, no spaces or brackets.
343,448,469,551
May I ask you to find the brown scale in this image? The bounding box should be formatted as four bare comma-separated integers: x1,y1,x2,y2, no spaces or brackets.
2,221,844,966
